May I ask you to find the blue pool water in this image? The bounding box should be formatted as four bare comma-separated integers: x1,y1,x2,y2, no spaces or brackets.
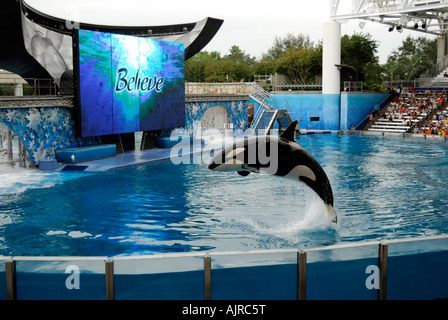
1,133,448,257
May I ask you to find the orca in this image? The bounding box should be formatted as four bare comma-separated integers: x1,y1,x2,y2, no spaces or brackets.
208,121,337,223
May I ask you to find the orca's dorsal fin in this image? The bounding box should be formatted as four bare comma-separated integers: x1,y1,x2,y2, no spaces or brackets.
280,120,298,141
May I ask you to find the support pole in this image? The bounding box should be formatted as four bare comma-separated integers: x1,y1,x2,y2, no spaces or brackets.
297,250,307,300
322,21,341,94
6,128,13,167
204,255,212,300
437,35,447,63
5,259,17,300
378,242,388,300
105,258,115,300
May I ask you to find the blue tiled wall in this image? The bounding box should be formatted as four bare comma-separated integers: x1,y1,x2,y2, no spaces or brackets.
270,92,389,131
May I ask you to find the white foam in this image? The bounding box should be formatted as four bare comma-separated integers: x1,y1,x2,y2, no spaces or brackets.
0,168,55,195
46,230,67,236
227,187,337,245
0,165,90,195
68,231,93,238
295,195,336,230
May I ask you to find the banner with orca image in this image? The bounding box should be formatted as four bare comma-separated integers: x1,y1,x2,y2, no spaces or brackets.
76,29,185,137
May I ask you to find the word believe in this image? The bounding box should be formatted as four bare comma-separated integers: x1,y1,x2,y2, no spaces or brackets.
115,67,164,93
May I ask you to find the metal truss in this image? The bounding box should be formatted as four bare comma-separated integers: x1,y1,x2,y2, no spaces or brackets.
330,0,448,35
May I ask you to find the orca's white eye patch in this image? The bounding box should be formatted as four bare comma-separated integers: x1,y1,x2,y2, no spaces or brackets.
289,165,317,181
225,147,246,159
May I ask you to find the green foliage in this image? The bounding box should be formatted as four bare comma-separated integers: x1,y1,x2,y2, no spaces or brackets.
362,80,386,93
341,32,379,81
264,33,314,60
384,36,437,80
253,56,278,76
185,31,437,87
0,83,34,96
388,36,436,62
185,46,254,82
278,46,322,85
0,85,14,96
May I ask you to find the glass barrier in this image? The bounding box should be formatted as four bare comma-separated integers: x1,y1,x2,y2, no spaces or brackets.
211,250,298,300
14,257,107,300
0,256,8,300
387,236,448,300
113,253,205,300
306,242,380,300
1,235,448,300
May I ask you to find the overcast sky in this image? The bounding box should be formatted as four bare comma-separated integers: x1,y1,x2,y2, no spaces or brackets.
26,0,435,64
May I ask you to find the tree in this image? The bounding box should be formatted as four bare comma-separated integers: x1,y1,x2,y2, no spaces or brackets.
384,36,437,80
185,51,222,82
388,36,437,62
341,32,379,81
386,52,430,80
265,33,314,60
185,47,255,82
278,46,322,84
225,45,256,65
253,56,278,76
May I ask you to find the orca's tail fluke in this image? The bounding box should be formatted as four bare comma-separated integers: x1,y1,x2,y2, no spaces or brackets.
325,204,337,223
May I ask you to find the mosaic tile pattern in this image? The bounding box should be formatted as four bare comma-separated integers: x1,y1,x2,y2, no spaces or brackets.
185,99,248,132
0,107,98,165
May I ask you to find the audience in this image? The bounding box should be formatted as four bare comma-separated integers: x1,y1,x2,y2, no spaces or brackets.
372,88,447,134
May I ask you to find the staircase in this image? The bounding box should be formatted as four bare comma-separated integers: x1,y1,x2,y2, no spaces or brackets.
419,54,448,87
249,83,293,135
431,66,448,87
253,109,278,135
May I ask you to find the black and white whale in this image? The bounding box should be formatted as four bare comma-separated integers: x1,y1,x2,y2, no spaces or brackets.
208,121,337,223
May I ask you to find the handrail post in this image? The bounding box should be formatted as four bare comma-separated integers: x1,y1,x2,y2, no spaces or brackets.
5,259,17,300
105,258,115,300
204,255,212,300
378,242,388,300
297,250,307,300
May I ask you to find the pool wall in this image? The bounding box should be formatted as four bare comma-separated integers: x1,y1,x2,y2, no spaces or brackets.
1,235,447,300
267,92,389,131
339,93,390,130
1,93,386,168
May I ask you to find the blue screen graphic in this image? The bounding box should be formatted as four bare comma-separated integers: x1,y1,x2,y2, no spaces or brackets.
78,29,185,137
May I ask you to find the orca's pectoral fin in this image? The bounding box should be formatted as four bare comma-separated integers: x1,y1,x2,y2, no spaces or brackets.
237,171,251,176
242,164,260,174
280,120,298,142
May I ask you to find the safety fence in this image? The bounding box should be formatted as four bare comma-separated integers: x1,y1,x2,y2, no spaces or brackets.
1,234,447,300
0,77,58,96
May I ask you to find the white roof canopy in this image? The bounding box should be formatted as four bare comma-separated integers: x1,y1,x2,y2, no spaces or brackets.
331,0,448,36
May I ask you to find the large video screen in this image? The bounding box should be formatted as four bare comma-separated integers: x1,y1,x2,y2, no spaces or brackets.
76,29,185,137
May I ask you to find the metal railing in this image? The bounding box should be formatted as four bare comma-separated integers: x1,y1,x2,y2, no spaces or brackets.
414,78,448,88
0,77,58,96
1,234,447,300
343,81,364,92
248,83,276,129
420,54,448,79
382,79,448,89
254,74,273,84
273,84,322,92
185,82,254,96
354,93,393,130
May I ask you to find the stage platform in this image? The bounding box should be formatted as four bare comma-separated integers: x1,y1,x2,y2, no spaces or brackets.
39,147,202,172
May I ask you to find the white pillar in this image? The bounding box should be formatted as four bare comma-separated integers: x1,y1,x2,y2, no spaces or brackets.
14,83,23,97
322,21,341,94
437,35,447,62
